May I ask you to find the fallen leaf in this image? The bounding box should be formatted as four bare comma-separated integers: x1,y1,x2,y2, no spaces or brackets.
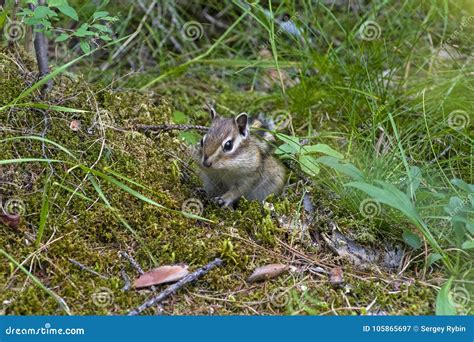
329,266,344,286
0,213,20,229
247,263,289,283
69,120,81,132
133,265,189,288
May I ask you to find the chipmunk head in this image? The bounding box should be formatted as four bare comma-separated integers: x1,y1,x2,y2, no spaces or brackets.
199,108,250,170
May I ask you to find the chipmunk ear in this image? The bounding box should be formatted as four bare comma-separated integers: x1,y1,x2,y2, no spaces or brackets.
235,113,249,137
209,107,218,121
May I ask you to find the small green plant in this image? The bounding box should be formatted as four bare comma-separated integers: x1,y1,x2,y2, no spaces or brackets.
19,0,117,53
274,132,354,178
346,170,473,314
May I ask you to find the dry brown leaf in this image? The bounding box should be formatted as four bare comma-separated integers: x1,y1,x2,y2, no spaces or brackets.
133,265,189,288
247,263,289,283
329,266,344,286
0,213,20,229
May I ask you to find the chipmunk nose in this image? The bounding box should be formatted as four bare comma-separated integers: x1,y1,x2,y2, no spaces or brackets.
202,156,212,168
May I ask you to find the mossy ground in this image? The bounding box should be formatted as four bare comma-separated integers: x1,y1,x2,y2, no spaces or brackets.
0,49,437,315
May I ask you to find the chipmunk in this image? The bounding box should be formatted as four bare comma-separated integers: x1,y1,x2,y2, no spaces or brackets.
194,107,286,207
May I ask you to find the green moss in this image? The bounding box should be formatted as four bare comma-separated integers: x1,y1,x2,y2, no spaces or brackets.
0,49,437,315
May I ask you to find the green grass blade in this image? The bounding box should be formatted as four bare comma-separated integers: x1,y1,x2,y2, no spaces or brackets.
1,136,78,160
0,248,71,315
35,180,50,248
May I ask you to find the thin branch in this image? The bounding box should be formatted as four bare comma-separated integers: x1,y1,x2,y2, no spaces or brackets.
68,258,109,280
119,251,144,275
134,124,209,133
29,0,52,93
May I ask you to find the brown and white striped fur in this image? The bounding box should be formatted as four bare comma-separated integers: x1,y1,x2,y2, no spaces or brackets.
194,108,286,207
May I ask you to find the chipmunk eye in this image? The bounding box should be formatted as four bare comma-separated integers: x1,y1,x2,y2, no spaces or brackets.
223,139,233,152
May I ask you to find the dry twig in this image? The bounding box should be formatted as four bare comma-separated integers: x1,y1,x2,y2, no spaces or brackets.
128,258,223,316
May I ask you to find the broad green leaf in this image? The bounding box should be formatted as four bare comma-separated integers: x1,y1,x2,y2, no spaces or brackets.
17,8,34,17
346,181,415,220
178,131,200,145
275,133,300,152
92,23,112,33
275,143,298,156
461,240,474,249
80,40,91,53
74,23,90,37
406,166,422,199
57,4,78,21
93,11,109,20
302,144,343,159
451,178,474,193
427,253,442,267
375,180,419,219
99,35,112,41
402,230,422,249
452,216,474,234
55,33,69,42
444,196,464,216
316,156,364,181
452,220,466,248
48,0,67,6
33,6,57,19
299,154,320,176
0,10,7,28
172,111,187,124
436,278,457,315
